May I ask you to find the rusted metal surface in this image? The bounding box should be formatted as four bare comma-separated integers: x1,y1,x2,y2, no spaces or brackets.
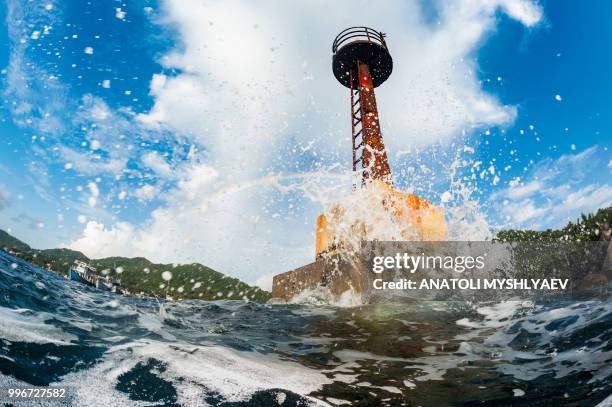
356,61,392,183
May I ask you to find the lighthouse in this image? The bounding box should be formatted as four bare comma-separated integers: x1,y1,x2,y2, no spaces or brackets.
271,27,447,302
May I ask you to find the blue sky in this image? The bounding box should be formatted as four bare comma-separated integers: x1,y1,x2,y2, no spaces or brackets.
0,0,610,288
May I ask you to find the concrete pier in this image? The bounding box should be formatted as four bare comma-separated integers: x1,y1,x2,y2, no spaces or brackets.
271,255,367,302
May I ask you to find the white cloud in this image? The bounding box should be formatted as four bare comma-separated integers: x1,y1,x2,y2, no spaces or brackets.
50,95,146,177
58,146,126,176
4,6,134,181
0,185,10,210
560,184,612,214
87,182,100,208
254,273,275,291
69,221,136,258
140,0,535,156
69,0,544,284
506,180,543,200
133,184,159,201
3,1,70,138
492,146,612,229
142,151,174,179
498,0,543,26
502,199,548,223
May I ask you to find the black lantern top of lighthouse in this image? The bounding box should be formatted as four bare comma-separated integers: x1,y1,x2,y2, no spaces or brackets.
332,26,393,89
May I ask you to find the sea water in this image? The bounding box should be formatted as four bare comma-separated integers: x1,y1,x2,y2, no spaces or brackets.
1,250,611,406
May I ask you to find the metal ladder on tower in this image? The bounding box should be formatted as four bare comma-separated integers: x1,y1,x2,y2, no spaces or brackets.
350,69,364,182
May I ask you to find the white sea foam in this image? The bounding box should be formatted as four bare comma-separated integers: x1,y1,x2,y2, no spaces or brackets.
330,340,482,383
288,286,362,308
54,354,152,407
57,339,332,406
456,300,532,329
596,393,612,407
0,307,77,345
137,310,177,341
132,341,331,403
456,300,612,383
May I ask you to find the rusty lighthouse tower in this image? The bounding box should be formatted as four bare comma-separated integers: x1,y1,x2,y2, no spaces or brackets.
332,26,393,184
271,27,447,303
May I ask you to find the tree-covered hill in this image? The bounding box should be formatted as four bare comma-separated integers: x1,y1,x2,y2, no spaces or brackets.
0,231,271,303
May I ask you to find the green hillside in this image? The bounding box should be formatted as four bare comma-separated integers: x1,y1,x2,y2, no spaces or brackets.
0,229,31,252
0,231,271,303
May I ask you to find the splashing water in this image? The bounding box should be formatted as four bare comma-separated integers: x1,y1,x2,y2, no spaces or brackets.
247,142,493,259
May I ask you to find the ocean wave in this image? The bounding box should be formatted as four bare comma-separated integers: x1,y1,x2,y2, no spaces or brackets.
1,249,611,406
